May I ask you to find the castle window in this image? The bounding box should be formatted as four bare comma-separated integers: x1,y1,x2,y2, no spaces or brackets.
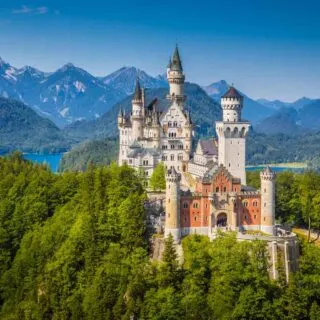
193,202,199,209
244,215,247,220
254,215,257,219
264,217,266,221
205,203,208,208
243,201,248,207
178,154,183,161
253,201,258,207
171,145,175,149
170,154,175,161
216,187,219,192
183,203,188,208
223,186,227,192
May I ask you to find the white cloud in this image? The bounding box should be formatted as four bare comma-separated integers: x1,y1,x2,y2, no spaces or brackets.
12,5,49,15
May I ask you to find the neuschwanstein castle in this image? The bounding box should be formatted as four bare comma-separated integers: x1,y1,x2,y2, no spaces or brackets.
118,46,278,240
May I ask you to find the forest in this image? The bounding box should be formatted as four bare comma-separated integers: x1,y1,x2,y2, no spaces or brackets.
0,153,320,319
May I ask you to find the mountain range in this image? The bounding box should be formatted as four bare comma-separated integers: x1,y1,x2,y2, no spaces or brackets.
1,56,319,136
0,58,167,126
256,100,320,135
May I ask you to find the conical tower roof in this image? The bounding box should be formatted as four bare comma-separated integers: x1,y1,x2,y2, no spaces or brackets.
171,45,183,72
222,85,243,99
133,78,142,100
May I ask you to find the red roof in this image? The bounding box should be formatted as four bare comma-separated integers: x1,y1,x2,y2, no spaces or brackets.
222,86,243,99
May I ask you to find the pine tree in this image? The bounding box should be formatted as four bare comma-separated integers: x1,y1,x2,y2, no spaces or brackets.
149,162,166,191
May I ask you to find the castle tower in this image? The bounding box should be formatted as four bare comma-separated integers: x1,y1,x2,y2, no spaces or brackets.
260,166,276,235
167,45,185,106
216,86,250,185
118,107,126,165
150,108,161,149
183,110,192,160
165,168,181,241
131,79,144,140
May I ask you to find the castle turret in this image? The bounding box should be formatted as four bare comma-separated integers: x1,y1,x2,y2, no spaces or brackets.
167,45,185,105
151,108,161,149
221,86,243,122
216,86,250,185
260,166,276,235
165,168,181,241
183,110,192,159
117,107,124,126
131,79,144,140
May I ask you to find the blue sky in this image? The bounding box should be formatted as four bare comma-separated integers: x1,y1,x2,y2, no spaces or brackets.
0,0,319,101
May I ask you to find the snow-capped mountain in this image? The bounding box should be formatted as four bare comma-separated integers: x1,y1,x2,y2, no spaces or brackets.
0,58,168,126
102,66,168,95
0,58,21,99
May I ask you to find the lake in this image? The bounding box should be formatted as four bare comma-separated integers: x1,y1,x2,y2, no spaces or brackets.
246,166,305,173
21,153,305,175
23,153,64,173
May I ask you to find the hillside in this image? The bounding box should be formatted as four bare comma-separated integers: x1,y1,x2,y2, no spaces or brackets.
59,138,118,172
247,130,320,166
58,130,320,172
0,97,71,153
63,82,222,140
256,100,320,134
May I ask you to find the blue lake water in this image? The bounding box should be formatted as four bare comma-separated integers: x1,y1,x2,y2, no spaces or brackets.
246,166,305,173
23,153,64,173
21,154,304,175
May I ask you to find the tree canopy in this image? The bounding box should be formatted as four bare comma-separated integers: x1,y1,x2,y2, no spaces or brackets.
0,154,320,319
149,162,166,191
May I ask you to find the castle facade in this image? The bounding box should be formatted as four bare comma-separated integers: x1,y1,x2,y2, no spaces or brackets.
118,46,276,240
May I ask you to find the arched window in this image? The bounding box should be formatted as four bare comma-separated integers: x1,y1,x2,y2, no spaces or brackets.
183,203,188,208
216,187,219,192
243,201,248,207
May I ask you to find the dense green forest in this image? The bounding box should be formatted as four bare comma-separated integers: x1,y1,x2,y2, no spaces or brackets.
1,154,320,319
59,138,118,172
0,98,72,154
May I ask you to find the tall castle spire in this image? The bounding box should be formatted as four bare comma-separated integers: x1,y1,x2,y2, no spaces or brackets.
171,45,183,72
133,78,142,102
167,45,185,105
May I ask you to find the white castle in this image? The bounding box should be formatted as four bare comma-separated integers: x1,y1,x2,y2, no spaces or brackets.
118,45,249,185
117,46,299,281
118,46,192,177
